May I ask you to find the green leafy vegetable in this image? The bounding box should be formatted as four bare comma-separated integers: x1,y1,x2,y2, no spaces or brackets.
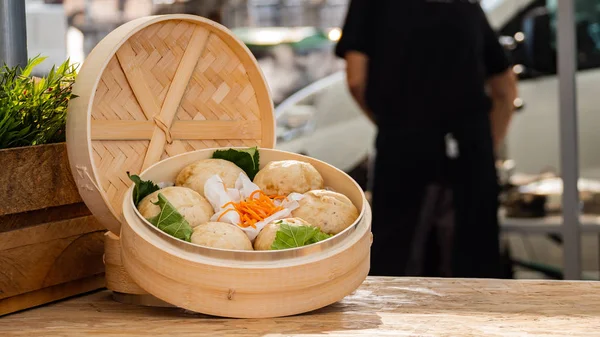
0,55,78,149
212,147,260,180
128,172,161,207
147,193,193,242
271,222,333,250
308,231,333,245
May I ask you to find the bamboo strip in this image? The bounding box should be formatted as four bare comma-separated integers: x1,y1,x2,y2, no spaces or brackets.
142,26,211,170
90,120,262,140
115,41,162,120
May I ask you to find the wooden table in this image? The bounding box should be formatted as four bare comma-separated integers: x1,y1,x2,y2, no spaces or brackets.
2,277,599,336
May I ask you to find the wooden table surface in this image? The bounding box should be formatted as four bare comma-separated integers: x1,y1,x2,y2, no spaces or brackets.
2,277,600,337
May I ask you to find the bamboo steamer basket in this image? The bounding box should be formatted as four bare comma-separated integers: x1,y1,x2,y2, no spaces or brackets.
66,14,372,318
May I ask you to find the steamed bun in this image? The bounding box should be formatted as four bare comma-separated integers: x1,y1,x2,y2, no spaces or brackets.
253,160,324,196
191,222,253,251
138,186,214,228
176,159,246,197
254,218,312,251
291,190,359,235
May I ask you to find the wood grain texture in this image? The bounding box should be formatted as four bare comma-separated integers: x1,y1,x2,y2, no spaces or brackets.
0,274,105,317
0,215,103,250
0,143,82,216
0,203,91,233
0,143,106,314
2,277,600,336
0,227,105,300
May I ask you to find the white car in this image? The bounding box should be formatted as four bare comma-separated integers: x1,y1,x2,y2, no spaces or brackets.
274,71,376,176
483,0,600,178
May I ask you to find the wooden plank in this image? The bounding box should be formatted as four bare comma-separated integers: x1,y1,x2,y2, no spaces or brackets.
2,277,600,336
0,274,105,317
0,203,91,233
0,230,105,300
0,143,82,216
90,120,262,140
0,215,103,250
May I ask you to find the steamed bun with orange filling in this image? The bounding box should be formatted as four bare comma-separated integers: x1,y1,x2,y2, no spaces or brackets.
253,218,312,251
176,159,246,197
291,190,359,235
138,186,214,228
253,160,324,196
191,222,253,251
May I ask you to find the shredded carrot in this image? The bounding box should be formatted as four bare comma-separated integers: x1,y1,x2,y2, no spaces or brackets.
222,201,235,209
269,195,287,200
249,190,262,199
219,191,286,229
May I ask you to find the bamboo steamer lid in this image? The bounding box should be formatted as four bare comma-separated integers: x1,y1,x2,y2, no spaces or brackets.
66,15,275,234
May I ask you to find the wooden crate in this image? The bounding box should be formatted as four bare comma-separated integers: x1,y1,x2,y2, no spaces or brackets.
0,143,106,316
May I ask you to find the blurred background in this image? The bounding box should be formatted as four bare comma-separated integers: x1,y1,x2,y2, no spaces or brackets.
20,0,600,280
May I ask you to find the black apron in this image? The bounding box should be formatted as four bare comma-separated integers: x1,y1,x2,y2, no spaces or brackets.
369,116,501,278
365,1,504,278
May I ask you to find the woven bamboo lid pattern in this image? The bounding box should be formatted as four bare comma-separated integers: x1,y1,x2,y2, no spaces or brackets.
66,15,275,235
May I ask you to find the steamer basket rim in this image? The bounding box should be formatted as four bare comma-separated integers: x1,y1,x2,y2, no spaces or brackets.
124,147,368,262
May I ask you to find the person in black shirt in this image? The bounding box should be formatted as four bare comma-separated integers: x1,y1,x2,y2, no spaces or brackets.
336,0,518,278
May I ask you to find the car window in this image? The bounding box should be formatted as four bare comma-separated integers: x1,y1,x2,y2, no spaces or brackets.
499,0,600,75
547,0,600,71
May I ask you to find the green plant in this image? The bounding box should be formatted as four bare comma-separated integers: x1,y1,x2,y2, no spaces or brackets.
0,55,78,149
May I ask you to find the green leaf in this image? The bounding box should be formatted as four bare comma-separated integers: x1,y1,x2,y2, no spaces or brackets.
212,147,260,180
20,55,47,77
147,193,193,242
0,55,78,150
308,230,333,244
270,222,332,250
128,172,160,207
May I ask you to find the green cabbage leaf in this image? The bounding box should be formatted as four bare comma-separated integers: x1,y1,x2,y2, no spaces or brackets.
271,221,332,250
212,147,260,180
